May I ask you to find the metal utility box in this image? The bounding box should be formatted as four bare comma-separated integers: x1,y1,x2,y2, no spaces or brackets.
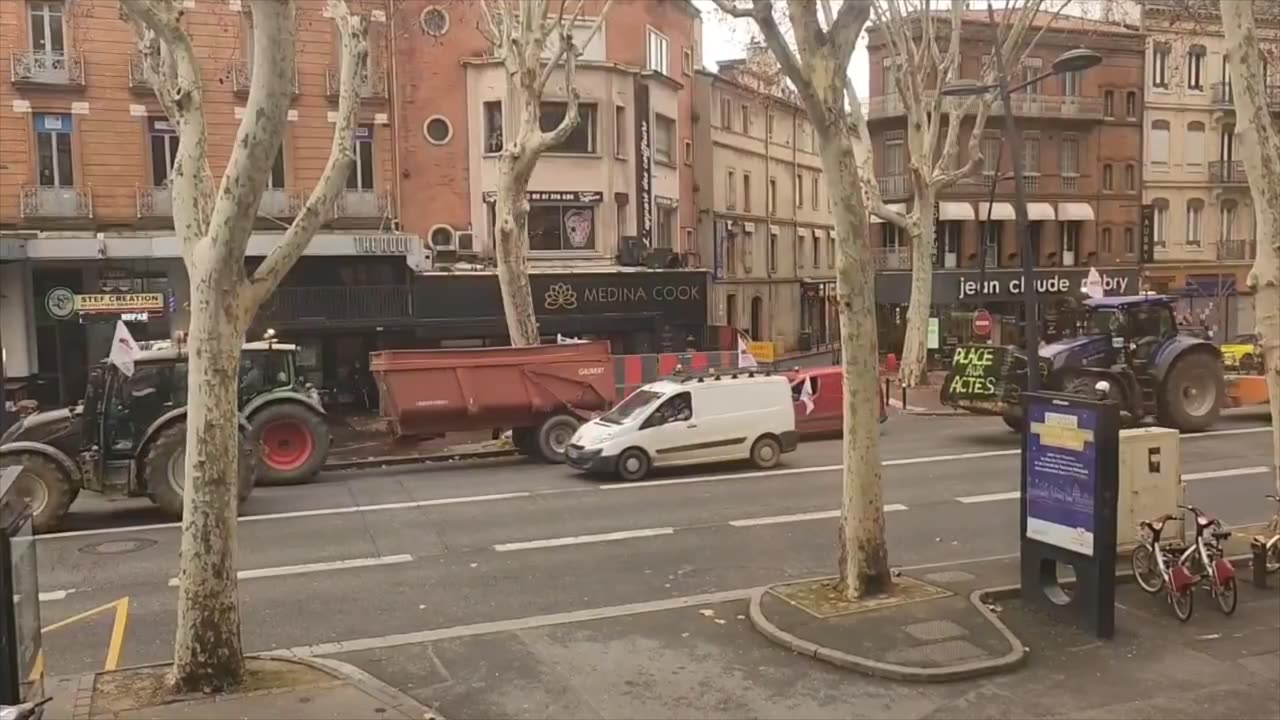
1117,427,1184,551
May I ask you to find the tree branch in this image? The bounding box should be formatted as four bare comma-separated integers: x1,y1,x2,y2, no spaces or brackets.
245,0,369,308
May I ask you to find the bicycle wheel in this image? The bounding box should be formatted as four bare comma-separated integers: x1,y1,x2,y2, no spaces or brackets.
1171,586,1194,622
1214,576,1238,615
1267,539,1280,574
1131,545,1163,593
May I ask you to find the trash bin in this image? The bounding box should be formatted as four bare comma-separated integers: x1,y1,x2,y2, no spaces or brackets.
0,467,43,705
797,331,812,352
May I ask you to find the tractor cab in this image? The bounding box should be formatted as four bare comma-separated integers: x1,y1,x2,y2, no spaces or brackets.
1078,296,1180,367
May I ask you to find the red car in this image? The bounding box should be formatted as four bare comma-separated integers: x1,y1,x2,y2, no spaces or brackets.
785,365,888,436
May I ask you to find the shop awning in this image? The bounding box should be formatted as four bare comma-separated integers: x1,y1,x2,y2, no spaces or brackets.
1026,202,1056,221
976,202,1016,221
869,203,907,224
938,202,975,221
1057,202,1096,221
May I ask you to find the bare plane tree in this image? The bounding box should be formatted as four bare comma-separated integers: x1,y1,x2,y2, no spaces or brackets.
118,0,369,692
479,0,613,345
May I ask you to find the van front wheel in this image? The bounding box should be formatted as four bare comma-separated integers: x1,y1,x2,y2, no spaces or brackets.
750,436,782,469
615,448,650,481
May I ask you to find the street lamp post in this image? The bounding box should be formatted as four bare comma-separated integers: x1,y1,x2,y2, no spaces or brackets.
942,48,1103,395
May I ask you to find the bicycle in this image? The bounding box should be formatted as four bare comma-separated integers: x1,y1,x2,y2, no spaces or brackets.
1177,504,1237,616
1131,512,1196,622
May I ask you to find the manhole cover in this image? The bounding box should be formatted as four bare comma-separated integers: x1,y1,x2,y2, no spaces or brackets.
78,538,157,556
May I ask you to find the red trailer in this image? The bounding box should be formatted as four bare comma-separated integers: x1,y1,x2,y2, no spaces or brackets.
370,342,615,463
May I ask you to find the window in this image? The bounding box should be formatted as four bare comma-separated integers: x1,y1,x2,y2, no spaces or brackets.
740,104,751,136
885,132,906,175
726,169,736,210
1126,91,1138,118
768,231,778,273
766,112,775,139
483,101,503,153
1187,45,1206,91
1185,121,1205,166
1060,134,1079,175
1061,222,1080,266
795,172,804,208
725,231,737,276
813,231,821,267
1062,70,1082,96
827,234,835,268
742,173,751,212
424,116,452,144
646,28,669,74
768,177,777,214
654,113,675,164
798,231,806,269
1124,227,1135,254
881,57,896,95
35,113,74,188
656,206,675,249
1023,134,1040,174
529,203,596,251
148,118,179,187
683,139,693,165
882,224,904,251
1101,227,1113,254
982,223,1000,267
1125,163,1136,191
726,293,737,325
1153,199,1169,248
980,133,1001,177
614,104,626,158
268,148,286,189
1103,90,1115,117
1150,120,1170,165
1102,164,1114,191
1221,200,1238,243
1021,57,1043,94
541,102,597,154
347,124,374,190
720,95,732,130
420,6,449,37
1185,199,1203,248
811,175,819,210
28,1,67,61
1152,42,1170,88
682,47,693,76
750,297,764,341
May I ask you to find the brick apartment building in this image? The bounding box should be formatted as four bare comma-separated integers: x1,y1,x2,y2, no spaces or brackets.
865,11,1146,355
0,0,704,408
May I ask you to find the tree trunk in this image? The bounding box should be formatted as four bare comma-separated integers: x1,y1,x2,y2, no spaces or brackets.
171,253,248,693
1220,0,1280,494
494,152,541,346
899,190,935,387
822,127,891,600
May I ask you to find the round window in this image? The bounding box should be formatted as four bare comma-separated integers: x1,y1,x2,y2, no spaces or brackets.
420,7,450,37
424,116,452,145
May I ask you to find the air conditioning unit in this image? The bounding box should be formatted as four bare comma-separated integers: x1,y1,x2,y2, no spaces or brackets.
618,236,645,266
456,230,476,254
428,225,455,250
644,247,677,269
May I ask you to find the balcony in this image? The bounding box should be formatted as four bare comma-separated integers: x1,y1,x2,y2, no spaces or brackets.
864,92,1103,120
10,50,85,87
874,248,912,270
1209,160,1247,184
259,188,304,219
257,285,410,324
136,186,172,218
128,54,152,93
1219,237,1255,261
19,185,92,219
1211,81,1280,110
325,65,387,100
334,188,390,220
877,174,910,198
231,60,298,96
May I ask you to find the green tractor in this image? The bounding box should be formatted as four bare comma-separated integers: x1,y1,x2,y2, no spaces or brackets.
0,341,330,533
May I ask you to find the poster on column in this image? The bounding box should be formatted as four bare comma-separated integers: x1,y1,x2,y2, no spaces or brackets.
1024,398,1098,556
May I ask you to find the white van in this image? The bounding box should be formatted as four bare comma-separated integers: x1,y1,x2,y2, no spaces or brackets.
565,373,798,481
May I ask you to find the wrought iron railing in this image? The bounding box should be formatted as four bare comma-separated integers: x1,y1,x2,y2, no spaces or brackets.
334,188,390,219
136,186,173,217
19,185,93,219
874,248,912,270
10,50,84,86
1208,160,1247,184
231,59,298,95
325,65,387,99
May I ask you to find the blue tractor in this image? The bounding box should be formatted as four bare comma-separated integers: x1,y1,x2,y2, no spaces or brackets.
941,295,1225,432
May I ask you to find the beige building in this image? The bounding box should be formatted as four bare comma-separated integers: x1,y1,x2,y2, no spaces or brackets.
1140,0,1277,336
692,61,838,353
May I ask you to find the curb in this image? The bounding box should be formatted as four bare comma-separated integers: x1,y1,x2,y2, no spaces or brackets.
901,409,970,417
322,447,518,472
296,656,445,720
746,580,1027,683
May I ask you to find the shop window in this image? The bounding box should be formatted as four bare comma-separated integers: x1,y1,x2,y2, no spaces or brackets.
528,203,597,251
346,124,374,190
540,102,597,154
148,118,179,187
654,113,675,164
34,113,74,187
483,101,504,154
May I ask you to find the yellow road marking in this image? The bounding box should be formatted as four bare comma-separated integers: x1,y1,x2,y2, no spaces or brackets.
27,649,43,683
41,597,131,672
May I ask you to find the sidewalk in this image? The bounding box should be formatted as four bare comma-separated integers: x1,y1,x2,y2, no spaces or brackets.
44,656,439,720
881,370,965,415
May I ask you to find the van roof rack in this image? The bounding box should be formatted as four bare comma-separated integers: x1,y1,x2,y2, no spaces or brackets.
670,367,773,383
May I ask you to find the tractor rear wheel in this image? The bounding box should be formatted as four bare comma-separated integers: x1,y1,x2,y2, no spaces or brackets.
145,422,256,519
1001,413,1023,432
251,404,330,485
0,452,74,533
1158,353,1224,432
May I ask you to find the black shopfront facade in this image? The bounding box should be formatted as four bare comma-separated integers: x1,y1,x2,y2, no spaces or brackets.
412,269,709,354
875,267,1141,357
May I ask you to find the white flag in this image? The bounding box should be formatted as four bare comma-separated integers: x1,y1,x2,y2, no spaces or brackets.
556,333,587,344
736,331,758,369
1084,266,1105,299
799,376,816,415
109,320,139,377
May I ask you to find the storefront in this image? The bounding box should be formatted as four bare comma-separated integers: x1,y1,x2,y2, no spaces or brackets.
412,269,710,354
875,267,1141,356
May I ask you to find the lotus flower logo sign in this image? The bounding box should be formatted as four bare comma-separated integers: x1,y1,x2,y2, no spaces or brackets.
544,283,578,310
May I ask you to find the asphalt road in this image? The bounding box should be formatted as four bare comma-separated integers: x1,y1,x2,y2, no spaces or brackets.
30,410,1277,679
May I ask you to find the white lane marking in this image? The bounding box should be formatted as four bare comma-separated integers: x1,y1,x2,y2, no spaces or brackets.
167,554,413,587
1183,466,1271,481
600,465,842,490
493,528,674,552
728,504,908,527
956,491,1022,504
37,589,76,602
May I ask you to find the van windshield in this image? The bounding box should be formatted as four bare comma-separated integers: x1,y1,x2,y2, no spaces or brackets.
599,389,664,425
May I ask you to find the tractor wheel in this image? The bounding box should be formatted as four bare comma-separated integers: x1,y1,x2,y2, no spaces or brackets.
511,428,536,456
144,422,256,519
1001,413,1023,432
0,452,75,534
251,404,331,485
535,414,580,464
1157,354,1224,432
